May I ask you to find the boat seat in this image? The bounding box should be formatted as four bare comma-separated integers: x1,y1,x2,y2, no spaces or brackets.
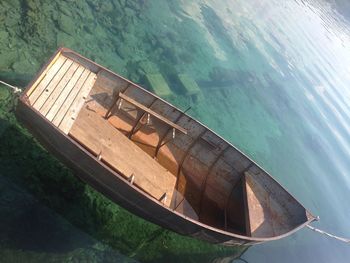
69,105,176,207
243,172,288,237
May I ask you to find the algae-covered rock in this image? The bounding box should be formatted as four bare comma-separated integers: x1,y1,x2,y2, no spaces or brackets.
58,13,76,35
11,59,33,74
145,73,173,98
56,31,76,47
0,51,17,70
0,30,9,42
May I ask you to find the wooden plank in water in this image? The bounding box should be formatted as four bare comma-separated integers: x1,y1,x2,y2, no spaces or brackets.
59,72,97,134
119,93,187,135
33,59,74,111
52,69,90,127
45,66,85,121
29,56,67,104
26,51,63,97
40,62,80,116
145,73,172,98
69,107,176,206
177,74,201,95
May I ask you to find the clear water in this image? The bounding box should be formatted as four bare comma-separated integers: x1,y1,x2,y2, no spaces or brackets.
0,0,350,262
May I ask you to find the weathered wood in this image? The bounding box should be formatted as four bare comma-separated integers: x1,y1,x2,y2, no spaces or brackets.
29,56,67,104
69,106,176,206
40,62,80,116
154,107,190,157
59,72,97,134
52,69,90,126
27,51,63,97
198,144,230,218
119,93,187,135
128,97,158,139
104,83,131,119
33,59,74,111
46,66,85,121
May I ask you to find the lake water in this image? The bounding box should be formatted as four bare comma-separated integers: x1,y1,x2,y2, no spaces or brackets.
0,0,350,262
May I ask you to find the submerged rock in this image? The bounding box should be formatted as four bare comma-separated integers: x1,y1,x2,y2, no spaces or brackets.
57,14,76,35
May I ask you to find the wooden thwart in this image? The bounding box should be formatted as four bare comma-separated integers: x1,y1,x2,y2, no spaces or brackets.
118,92,187,135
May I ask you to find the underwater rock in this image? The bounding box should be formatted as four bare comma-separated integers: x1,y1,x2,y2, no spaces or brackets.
4,12,19,29
117,0,127,8
115,44,133,60
11,60,33,74
0,30,9,43
126,0,143,12
57,3,72,17
56,31,76,47
58,14,75,35
100,1,114,13
125,7,136,17
0,51,17,70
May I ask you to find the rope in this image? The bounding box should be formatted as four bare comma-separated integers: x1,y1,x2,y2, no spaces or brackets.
0,80,22,94
307,224,350,244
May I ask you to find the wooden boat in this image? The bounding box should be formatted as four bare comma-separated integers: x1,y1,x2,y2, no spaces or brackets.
16,47,316,245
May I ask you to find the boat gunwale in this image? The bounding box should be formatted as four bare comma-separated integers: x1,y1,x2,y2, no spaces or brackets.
18,46,316,242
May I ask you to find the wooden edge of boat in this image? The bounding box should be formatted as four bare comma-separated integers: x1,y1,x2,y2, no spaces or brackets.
16,47,317,245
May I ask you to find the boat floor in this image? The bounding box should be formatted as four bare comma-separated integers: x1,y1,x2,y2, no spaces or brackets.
69,106,176,207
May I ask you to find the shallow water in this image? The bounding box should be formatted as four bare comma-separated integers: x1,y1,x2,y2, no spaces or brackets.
1,0,350,262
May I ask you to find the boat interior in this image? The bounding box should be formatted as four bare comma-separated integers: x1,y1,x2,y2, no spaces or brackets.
25,49,311,238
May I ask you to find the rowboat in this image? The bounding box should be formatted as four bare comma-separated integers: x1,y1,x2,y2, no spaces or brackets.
16,47,316,245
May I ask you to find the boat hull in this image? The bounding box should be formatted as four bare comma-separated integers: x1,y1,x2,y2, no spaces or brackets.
15,47,315,246
16,97,259,246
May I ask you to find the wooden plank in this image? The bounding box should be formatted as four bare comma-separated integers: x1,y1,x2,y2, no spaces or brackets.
145,73,172,98
52,69,90,127
177,74,201,95
119,93,187,135
69,106,176,206
29,56,67,104
40,62,80,116
62,50,100,73
32,59,74,111
46,66,85,121
59,72,97,134
26,51,63,97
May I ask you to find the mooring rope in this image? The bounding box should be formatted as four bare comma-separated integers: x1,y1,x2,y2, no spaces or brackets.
0,80,22,94
306,224,350,244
